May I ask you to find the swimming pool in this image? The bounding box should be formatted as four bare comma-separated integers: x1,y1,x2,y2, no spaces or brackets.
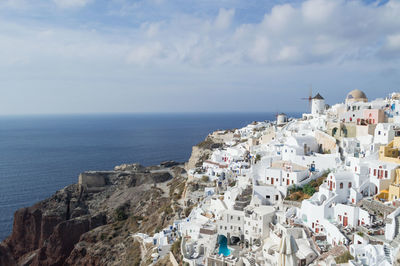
218,235,231,256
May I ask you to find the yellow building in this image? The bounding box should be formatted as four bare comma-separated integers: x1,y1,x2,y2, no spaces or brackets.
379,137,400,164
375,140,400,201
374,162,400,201
388,169,400,201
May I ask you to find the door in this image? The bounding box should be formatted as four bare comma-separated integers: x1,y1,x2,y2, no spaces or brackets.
271,178,274,185
343,216,348,227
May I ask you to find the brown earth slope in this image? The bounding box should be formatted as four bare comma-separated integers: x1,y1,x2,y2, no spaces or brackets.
0,163,187,266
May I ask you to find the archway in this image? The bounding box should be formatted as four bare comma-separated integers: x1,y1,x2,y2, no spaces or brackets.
230,236,241,245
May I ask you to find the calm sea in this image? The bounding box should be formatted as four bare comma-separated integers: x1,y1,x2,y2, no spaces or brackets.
0,112,300,240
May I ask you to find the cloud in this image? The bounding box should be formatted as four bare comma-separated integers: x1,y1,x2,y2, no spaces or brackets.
53,0,93,8
301,0,337,23
1,0,400,68
386,33,400,51
127,42,164,64
214,8,235,30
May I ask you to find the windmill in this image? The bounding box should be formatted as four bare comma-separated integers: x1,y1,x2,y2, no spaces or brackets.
301,87,313,112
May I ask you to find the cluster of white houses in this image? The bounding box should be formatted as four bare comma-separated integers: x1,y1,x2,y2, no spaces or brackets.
138,90,400,266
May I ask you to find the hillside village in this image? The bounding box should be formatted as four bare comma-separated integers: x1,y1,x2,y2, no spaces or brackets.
136,90,400,266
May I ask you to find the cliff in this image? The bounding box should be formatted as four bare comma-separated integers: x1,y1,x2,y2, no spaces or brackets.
185,136,224,171
0,163,188,266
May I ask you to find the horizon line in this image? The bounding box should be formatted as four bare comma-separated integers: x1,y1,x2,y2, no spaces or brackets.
0,111,305,117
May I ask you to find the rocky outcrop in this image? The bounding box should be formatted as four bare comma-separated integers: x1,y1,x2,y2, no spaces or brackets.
185,136,224,171
0,163,186,266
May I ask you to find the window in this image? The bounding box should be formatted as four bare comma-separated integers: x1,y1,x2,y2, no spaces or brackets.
355,166,357,172
374,169,376,176
287,173,290,177
238,217,240,221
267,177,269,180
378,131,381,135
225,226,227,230
340,182,343,189
349,182,352,188
231,216,233,219
238,227,241,230
220,226,222,229
231,226,233,229
385,171,388,178
276,195,279,201
266,195,271,199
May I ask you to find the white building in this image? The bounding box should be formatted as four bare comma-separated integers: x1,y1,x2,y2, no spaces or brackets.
217,209,244,244
243,205,275,245
311,93,325,116
374,123,400,145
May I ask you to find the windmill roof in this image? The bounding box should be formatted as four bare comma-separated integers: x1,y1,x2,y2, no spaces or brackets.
313,93,324,100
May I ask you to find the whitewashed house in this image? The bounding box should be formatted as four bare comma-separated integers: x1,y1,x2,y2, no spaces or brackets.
243,205,275,246
374,123,400,145
217,209,244,244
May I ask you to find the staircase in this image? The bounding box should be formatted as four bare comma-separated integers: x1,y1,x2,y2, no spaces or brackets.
393,216,400,242
247,256,256,266
383,244,392,264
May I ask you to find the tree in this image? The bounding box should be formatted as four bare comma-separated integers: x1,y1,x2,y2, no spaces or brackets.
201,175,209,182
302,184,316,196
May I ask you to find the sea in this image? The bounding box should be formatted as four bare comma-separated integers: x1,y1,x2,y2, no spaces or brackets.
0,112,300,241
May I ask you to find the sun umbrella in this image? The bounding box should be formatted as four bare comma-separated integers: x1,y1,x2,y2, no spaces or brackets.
278,234,298,266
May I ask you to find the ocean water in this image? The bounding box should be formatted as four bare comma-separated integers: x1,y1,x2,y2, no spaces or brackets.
0,112,299,241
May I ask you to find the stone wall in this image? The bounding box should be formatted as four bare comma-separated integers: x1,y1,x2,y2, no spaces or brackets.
315,130,337,153
78,172,109,192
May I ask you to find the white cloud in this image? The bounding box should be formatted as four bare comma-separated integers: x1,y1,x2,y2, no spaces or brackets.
301,0,338,24
53,0,93,8
127,42,164,64
1,0,400,68
249,36,269,63
276,46,299,62
386,34,400,51
214,8,235,30
264,4,296,32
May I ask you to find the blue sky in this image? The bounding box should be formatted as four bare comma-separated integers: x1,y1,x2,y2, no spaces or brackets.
0,0,399,115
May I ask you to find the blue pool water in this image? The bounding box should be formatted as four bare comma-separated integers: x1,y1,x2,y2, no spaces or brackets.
218,235,231,256
0,112,301,241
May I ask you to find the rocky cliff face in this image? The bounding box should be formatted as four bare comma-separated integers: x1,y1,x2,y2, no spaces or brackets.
0,163,187,266
185,136,224,171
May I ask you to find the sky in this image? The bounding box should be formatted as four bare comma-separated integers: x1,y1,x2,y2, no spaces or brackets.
0,0,399,115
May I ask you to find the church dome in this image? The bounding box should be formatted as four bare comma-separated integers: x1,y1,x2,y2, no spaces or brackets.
346,89,367,104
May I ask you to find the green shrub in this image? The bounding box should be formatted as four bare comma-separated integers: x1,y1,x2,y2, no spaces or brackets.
302,184,316,196
335,251,354,264
115,207,128,221
201,175,209,182
164,205,173,214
